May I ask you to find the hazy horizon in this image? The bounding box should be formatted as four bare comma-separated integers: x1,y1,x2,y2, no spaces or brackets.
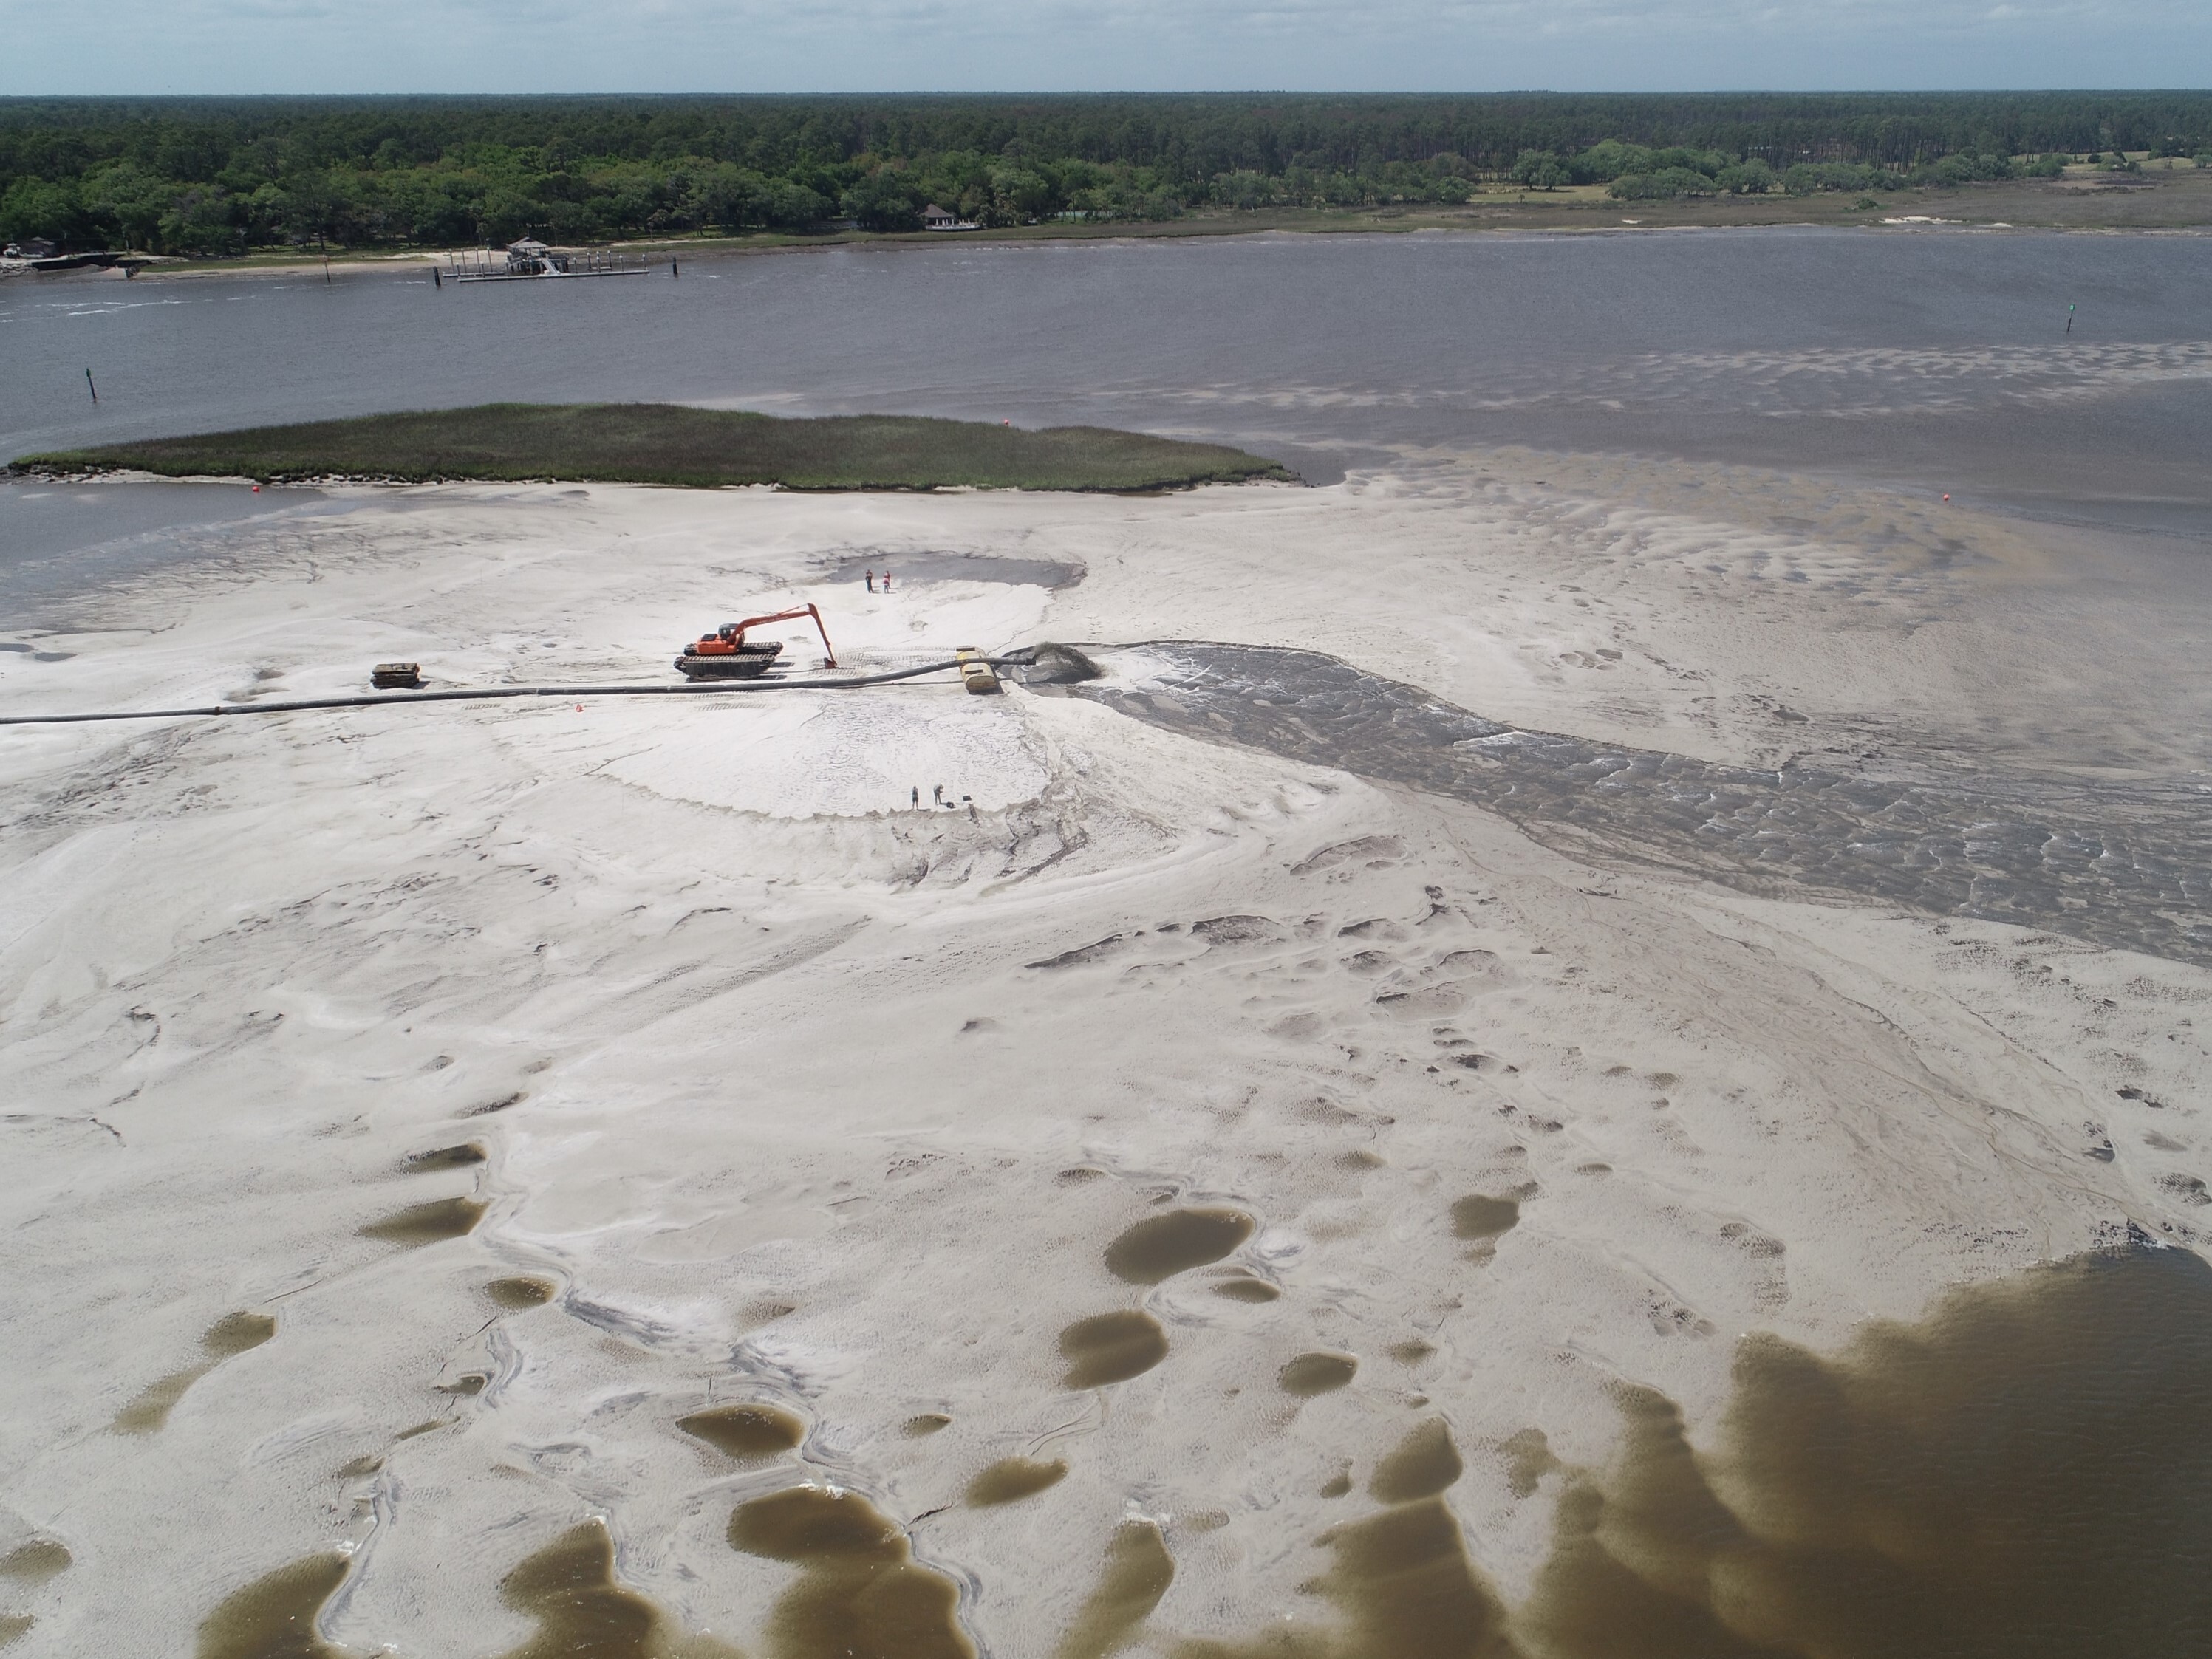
6,86,2212,98
4,0,2208,99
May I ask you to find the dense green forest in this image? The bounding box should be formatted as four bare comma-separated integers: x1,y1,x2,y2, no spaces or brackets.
4,93,2210,256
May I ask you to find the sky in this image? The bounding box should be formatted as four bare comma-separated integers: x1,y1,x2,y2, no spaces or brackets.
1,0,2208,95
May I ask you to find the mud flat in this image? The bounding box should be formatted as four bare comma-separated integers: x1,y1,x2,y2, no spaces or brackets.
1,462,2209,1655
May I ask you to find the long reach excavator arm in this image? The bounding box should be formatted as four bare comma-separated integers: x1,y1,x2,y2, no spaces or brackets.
685,603,838,668
728,604,837,667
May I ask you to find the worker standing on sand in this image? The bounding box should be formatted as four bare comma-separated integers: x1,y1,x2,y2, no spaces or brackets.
866,571,875,592
883,569,892,592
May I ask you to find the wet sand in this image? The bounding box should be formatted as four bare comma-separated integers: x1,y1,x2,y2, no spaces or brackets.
0,464,2208,1655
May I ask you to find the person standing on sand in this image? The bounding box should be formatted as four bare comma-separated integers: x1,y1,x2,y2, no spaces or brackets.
866,571,875,592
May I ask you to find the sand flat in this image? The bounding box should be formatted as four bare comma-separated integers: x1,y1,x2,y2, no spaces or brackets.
0,469,2206,1655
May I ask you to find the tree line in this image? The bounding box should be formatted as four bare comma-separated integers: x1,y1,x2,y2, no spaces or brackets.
1506,138,2086,199
4,92,2210,256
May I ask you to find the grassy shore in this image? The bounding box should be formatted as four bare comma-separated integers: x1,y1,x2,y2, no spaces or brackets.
10,404,1297,492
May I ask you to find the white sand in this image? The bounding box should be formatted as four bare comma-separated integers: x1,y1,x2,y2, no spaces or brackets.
1,467,2207,1654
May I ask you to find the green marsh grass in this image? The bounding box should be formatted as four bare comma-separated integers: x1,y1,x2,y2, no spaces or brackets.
14,403,1294,493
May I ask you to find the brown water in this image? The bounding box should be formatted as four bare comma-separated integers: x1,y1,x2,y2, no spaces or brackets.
358,1194,486,1245
193,1526,735,1659
1060,1310,1171,1388
1450,1197,1522,1242
202,1313,278,1360
185,1256,2212,1659
1280,1353,1360,1398
1498,1430,1564,1502
1180,1445,1506,1659
112,1311,276,1434
726,1485,973,1659
0,1539,65,1652
678,1403,807,1461
1054,1522,1176,1659
1105,1208,1256,1285
403,1143,486,1171
964,1457,1069,1507
485,1275,557,1310
1162,1245,2212,1658
494,1522,740,1659
1370,1420,1467,1506
0,1542,69,1584
1518,1245,2212,1659
495,1525,662,1658
1212,1276,1282,1304
194,1553,351,1659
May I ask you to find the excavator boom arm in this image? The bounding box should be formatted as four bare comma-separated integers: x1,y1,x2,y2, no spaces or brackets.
730,604,836,668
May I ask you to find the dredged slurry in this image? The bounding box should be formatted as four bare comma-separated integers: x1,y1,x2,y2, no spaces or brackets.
1079,643,2212,970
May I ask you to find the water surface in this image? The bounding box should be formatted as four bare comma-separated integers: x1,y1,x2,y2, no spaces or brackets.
7,230,2208,537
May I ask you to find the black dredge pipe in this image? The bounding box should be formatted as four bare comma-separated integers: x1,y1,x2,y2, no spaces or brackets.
0,657,1003,728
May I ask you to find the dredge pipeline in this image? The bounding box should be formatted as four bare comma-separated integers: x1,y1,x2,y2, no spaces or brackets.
0,657,1012,728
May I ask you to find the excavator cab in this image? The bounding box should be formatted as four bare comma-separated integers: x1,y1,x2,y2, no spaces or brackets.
689,624,749,656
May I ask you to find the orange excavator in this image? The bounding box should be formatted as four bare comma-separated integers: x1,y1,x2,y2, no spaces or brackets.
675,604,839,680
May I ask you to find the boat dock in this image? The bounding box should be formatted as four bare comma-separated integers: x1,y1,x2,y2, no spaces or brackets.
444,239,658,283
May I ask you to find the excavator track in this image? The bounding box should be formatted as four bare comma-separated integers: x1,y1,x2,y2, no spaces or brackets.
676,644,782,680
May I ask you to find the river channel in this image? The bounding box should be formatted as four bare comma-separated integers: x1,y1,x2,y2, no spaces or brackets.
5,226,2211,542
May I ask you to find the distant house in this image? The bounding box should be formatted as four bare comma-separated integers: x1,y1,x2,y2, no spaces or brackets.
5,237,57,260
919,205,979,232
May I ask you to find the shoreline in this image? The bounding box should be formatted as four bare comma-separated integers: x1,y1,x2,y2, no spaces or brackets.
33,172,2211,285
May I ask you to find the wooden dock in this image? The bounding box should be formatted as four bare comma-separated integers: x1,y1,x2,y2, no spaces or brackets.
445,241,657,284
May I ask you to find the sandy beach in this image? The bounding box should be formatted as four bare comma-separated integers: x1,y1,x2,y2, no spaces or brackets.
3,462,2208,1655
